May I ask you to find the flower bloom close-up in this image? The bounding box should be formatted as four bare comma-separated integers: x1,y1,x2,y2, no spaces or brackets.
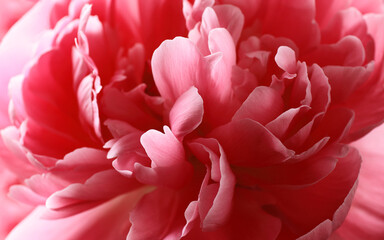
1,0,384,239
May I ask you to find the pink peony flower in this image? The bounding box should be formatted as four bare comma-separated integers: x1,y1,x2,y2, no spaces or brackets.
1,0,384,239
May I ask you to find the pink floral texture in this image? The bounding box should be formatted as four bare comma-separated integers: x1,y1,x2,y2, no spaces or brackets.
0,0,186,238
332,123,384,240
1,0,384,239
0,0,37,41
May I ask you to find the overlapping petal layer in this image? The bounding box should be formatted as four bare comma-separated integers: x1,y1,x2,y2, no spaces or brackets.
1,0,384,239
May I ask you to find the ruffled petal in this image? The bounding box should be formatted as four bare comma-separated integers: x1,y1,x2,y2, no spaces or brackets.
7,191,147,240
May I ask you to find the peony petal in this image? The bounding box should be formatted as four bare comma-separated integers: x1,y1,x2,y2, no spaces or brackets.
46,169,141,210
212,5,244,45
297,219,333,240
7,191,147,240
152,37,202,104
127,188,189,240
207,28,237,102
235,147,338,187
351,0,384,14
0,163,33,239
321,7,368,46
365,13,384,64
72,8,103,142
324,63,374,103
170,87,204,139
184,189,282,240
233,86,284,125
262,0,321,51
0,126,37,178
0,0,56,128
136,126,193,188
9,148,114,207
266,106,311,139
0,0,36,40
305,36,366,67
315,0,350,28
307,64,331,113
269,146,361,238
114,0,186,57
310,107,355,143
101,84,163,132
184,0,215,30
21,47,98,158
8,75,27,127
189,138,236,230
275,46,297,74
108,132,149,177
104,119,140,138
226,189,281,240
189,5,244,55
210,118,294,167
334,123,384,239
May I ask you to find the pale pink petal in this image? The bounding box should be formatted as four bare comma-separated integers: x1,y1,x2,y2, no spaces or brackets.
7,191,147,240
170,87,204,139
8,75,27,127
104,119,140,138
189,138,235,230
275,46,297,74
189,7,220,55
0,0,37,40
152,37,202,103
212,5,244,44
108,132,149,177
218,0,262,23
0,0,55,128
72,7,103,142
183,0,215,30
135,126,193,188
334,123,384,239
9,148,112,206
351,0,384,14
8,183,47,206
189,5,244,54
46,170,141,211
0,164,33,239
0,126,37,178
207,28,236,102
